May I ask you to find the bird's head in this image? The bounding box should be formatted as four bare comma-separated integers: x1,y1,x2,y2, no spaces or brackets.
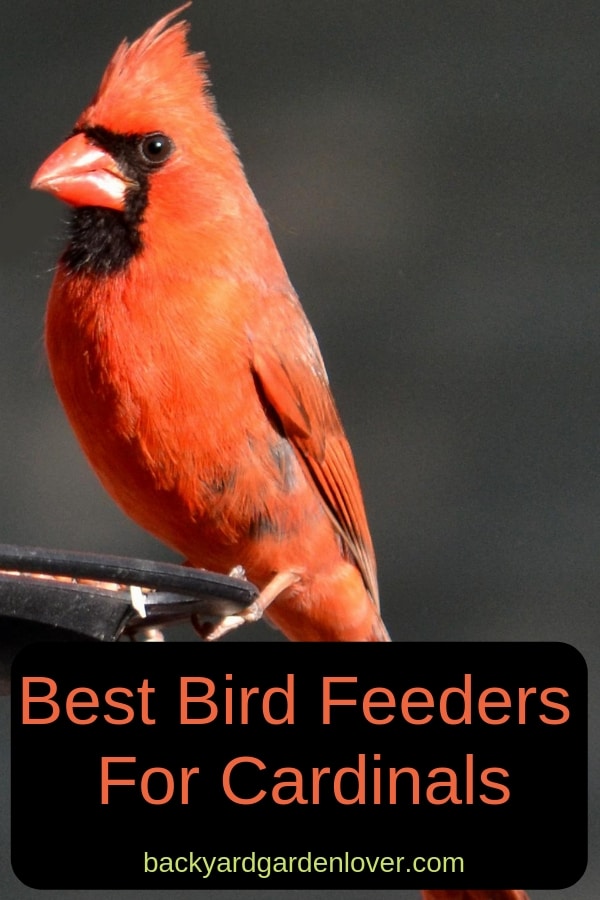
31,4,250,276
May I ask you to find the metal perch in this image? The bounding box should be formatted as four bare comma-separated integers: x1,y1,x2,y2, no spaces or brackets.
0,542,258,691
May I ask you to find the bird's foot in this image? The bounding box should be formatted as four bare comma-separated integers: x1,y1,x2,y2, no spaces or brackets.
194,569,301,641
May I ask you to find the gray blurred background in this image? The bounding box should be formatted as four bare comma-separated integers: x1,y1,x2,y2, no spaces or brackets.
1,1,598,897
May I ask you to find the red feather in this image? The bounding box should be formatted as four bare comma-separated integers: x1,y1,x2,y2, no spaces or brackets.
32,8,529,898
33,6,388,643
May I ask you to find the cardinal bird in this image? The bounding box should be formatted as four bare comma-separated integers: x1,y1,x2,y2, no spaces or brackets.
31,5,389,643
32,11,529,900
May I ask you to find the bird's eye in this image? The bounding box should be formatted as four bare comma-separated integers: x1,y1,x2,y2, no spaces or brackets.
139,133,174,165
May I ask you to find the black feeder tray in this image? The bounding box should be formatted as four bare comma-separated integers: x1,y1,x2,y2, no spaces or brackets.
0,543,258,691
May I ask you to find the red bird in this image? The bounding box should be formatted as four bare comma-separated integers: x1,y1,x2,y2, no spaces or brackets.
32,10,530,900
31,5,389,644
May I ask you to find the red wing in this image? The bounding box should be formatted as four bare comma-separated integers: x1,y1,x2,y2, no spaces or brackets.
251,317,379,610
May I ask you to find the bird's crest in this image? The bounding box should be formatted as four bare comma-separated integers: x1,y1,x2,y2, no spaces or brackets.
77,3,210,134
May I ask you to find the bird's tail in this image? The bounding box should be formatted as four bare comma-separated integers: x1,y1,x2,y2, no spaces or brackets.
366,613,392,642
421,890,529,900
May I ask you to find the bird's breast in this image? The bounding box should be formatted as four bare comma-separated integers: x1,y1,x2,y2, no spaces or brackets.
44,266,318,568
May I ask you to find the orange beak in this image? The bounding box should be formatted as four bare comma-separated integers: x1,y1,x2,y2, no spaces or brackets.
31,132,135,211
